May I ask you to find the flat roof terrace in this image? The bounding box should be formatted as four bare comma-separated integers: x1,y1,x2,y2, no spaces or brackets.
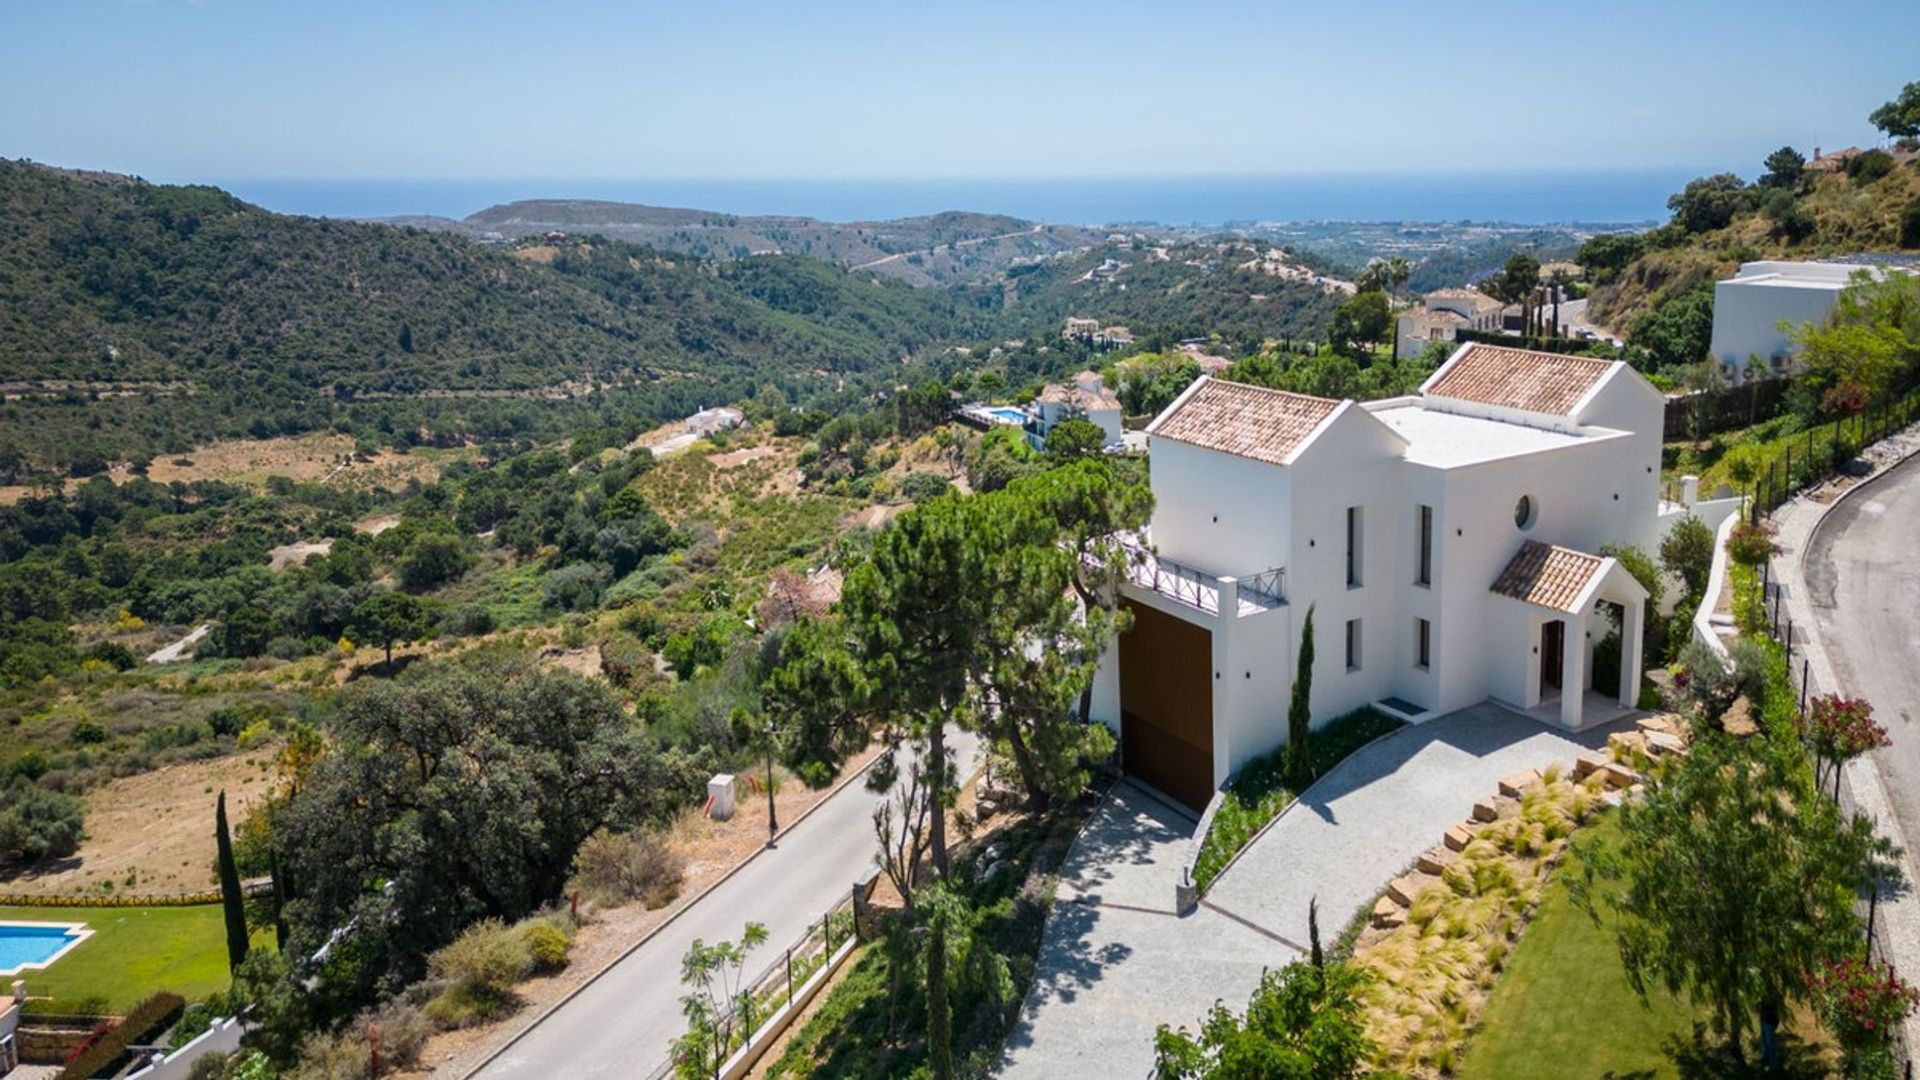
1367,403,1622,469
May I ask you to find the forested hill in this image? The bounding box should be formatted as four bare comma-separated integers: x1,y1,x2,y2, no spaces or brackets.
0,161,988,469
442,200,1109,287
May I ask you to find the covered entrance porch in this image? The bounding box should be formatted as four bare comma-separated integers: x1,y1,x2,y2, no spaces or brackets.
1489,540,1648,731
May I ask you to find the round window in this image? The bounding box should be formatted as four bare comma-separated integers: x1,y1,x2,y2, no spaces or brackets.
1514,495,1536,530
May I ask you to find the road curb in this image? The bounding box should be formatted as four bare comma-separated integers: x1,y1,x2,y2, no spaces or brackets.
456,747,887,1080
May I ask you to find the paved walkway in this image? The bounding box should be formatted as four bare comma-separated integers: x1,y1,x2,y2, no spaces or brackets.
1002,704,1628,1078
469,731,982,1080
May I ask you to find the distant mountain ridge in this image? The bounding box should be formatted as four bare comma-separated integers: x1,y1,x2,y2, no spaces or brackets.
384,199,1113,286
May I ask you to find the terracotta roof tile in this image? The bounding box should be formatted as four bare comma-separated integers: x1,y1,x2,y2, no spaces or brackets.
1490,540,1604,613
1150,378,1341,465
1426,343,1614,416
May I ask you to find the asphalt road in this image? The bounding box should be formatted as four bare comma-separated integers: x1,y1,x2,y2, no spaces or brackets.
471,729,983,1079
1806,454,1920,855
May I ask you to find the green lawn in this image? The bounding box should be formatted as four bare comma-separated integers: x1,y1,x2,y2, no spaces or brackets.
2,903,271,1011
1456,813,1832,1079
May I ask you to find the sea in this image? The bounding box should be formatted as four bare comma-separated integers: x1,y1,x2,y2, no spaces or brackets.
204,170,1707,228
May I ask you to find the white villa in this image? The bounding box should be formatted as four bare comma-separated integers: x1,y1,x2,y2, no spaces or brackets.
1088,342,1686,809
1708,260,1914,383
1395,288,1506,359
1027,371,1124,451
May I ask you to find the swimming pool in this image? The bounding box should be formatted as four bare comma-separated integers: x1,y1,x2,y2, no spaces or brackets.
0,921,90,975
986,407,1028,425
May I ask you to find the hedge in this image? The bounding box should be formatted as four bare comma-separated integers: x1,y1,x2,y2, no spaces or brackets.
0,882,270,908
57,991,185,1080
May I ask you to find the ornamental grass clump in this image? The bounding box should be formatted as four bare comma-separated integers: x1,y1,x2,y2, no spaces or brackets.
1354,770,1610,1075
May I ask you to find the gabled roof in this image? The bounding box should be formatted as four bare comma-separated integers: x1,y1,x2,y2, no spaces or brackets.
1400,308,1467,324
1037,372,1121,411
1489,540,1605,613
1423,342,1616,417
1147,377,1342,466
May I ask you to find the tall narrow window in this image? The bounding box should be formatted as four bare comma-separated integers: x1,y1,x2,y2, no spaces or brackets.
1416,504,1433,586
1346,506,1363,587
1346,618,1362,671
1415,618,1431,669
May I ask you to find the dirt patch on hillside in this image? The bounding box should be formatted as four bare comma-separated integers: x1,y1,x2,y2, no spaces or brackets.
268,539,334,571
356,514,403,535
0,753,278,898
839,504,904,532
712,445,777,469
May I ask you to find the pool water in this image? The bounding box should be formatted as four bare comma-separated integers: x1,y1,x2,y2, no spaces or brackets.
0,922,86,974
987,407,1028,424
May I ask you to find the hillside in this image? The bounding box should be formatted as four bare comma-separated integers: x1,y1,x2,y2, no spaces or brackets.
0,161,985,470
1587,153,1920,335
982,238,1349,355
440,200,1112,286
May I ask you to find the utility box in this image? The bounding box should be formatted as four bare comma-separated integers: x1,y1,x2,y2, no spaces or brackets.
707,774,736,821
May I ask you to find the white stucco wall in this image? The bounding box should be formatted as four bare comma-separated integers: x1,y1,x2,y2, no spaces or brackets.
1213,598,1295,782
1708,265,1852,374
1148,437,1293,576
1281,406,1409,722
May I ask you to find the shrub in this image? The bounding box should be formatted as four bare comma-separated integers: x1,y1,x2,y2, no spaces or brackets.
899,471,953,503
1726,521,1778,566
1847,148,1896,183
57,992,185,1080
1660,516,1715,599
289,998,431,1080
542,563,609,613
424,919,533,1027
523,921,572,972
1807,956,1919,1058
572,828,685,909
0,778,85,864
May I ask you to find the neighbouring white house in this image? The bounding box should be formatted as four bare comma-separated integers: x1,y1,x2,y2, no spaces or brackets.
685,406,745,437
1395,288,1506,359
1087,342,1705,810
1027,371,1124,451
1708,260,1915,383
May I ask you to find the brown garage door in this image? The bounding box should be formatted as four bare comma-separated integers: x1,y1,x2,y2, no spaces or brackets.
1119,600,1214,811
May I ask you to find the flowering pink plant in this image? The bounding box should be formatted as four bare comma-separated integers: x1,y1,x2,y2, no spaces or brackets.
1808,956,1919,1050
1803,693,1891,764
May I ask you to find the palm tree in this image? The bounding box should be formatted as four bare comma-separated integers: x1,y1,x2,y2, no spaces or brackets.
1384,257,1411,297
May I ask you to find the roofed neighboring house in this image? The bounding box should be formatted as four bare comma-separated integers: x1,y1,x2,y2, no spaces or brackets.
1086,341,1703,811
685,406,744,437
1028,370,1125,451
1395,288,1506,358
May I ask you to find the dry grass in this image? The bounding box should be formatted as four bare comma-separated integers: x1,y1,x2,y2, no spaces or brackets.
0,751,279,897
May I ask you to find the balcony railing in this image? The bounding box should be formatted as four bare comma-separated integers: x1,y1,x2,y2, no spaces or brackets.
1111,535,1285,616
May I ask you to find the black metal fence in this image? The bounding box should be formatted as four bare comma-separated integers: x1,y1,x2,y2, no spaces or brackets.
1749,390,1920,524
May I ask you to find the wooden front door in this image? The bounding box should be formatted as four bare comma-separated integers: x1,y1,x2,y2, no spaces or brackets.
1119,600,1215,811
1540,619,1564,692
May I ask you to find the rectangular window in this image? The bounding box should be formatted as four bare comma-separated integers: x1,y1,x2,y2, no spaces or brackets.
1346,618,1362,671
1346,506,1363,587
1416,504,1433,586
1416,618,1431,669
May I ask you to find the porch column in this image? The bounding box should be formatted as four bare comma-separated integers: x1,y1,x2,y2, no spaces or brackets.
1559,613,1585,728
1619,597,1644,708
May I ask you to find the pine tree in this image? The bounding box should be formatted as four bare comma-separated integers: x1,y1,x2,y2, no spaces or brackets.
1285,605,1317,790
215,790,250,971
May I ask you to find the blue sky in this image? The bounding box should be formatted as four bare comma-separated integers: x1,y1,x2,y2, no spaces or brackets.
1,0,1914,183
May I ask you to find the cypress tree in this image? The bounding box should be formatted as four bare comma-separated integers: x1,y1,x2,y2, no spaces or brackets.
215,790,250,971
1285,605,1317,790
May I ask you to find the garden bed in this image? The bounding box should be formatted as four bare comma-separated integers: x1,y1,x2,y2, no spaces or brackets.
1191,708,1403,893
